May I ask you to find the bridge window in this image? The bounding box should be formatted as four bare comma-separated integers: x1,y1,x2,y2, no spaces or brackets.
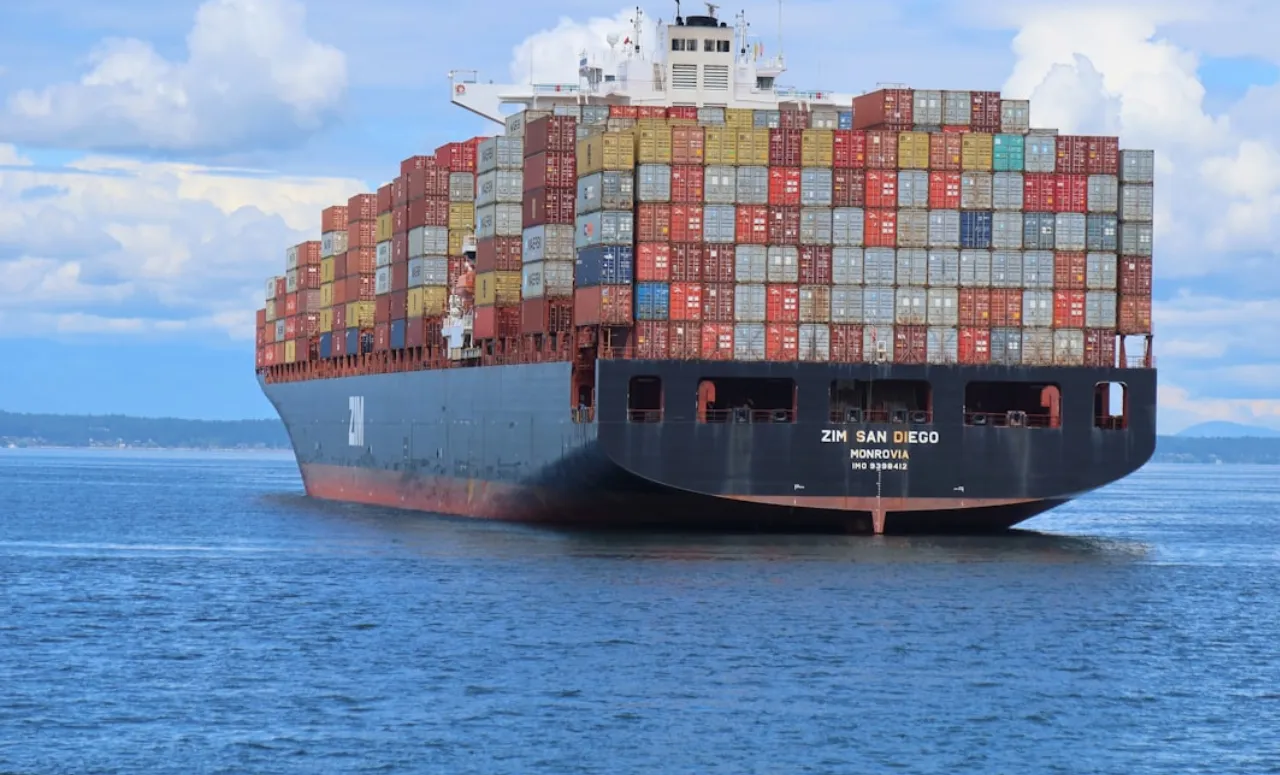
628,376,663,423
830,380,932,424
671,38,685,51
704,39,716,52
1094,382,1128,430
717,40,731,53
698,378,795,423
965,382,1061,428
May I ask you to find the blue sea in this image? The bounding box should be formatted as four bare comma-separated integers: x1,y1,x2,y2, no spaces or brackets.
2,449,1278,774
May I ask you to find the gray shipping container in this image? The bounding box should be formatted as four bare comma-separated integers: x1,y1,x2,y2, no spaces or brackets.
607,117,636,132
864,247,896,285
991,328,1023,365
636,164,672,203
553,104,582,119
1120,149,1155,183
863,286,896,325
799,323,831,362
927,289,959,326
833,207,865,246
1025,132,1056,173
897,208,929,248
830,285,864,323
767,246,800,283
1023,212,1056,250
895,287,927,325
959,249,992,288
704,166,737,204
505,109,548,137
422,256,450,286
521,259,574,299
991,250,1024,288
477,136,524,174
801,168,833,207
809,110,838,130
523,224,575,263
943,90,971,125
474,169,523,208
992,211,1024,249
477,203,523,240
753,110,781,129
285,269,298,294
704,205,736,243
576,171,635,213
735,245,767,283
898,170,930,208
1022,328,1054,366
914,90,943,126
409,225,449,257
1087,174,1119,214
896,248,928,287
581,105,610,126
449,172,474,203
1086,252,1117,291
321,230,348,258
960,172,993,210
375,266,391,296
376,241,392,267
1022,290,1053,327
800,207,833,245
274,318,286,342
1120,223,1153,255
928,326,959,364
734,284,767,323
992,171,1024,211
1001,99,1030,134
1121,183,1154,222
1022,250,1055,289
863,325,895,362
928,249,960,287
1054,213,1087,251
698,107,726,125
733,323,766,360
1086,214,1117,251
832,247,863,285
928,209,961,248
1053,329,1085,366
736,166,769,205
574,210,633,248
1085,291,1117,328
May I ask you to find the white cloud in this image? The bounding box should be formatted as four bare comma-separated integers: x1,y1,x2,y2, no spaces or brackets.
1159,383,1280,433
0,144,30,166
0,0,346,154
508,9,661,85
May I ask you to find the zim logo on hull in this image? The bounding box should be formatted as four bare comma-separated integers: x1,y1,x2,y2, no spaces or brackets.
348,396,365,447
821,429,849,443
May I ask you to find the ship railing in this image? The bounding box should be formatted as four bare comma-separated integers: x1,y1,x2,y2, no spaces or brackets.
963,411,1059,428
627,409,664,423
572,407,596,423
1094,415,1128,430
531,83,581,94
1125,355,1154,368
702,408,795,424
827,409,932,425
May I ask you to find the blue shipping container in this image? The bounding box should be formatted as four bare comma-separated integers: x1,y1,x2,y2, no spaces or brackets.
575,245,634,287
391,319,406,350
345,327,360,355
360,331,374,354
837,111,853,130
634,282,670,321
960,211,993,249
319,332,332,359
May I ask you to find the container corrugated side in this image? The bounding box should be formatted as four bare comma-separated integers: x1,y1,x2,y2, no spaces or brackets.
833,208,865,246
1120,183,1154,222
734,284,767,323
928,250,960,287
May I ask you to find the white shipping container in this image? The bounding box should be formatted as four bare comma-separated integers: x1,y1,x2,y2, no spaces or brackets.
830,285,864,323
863,286,896,325
863,325,895,362
767,246,799,283
959,249,992,288
474,170,523,208
1022,290,1053,327
833,207,865,246
992,212,1023,249
914,90,943,126
275,319,286,342
375,266,391,295
734,283,767,322
704,205,736,243
1120,223,1153,255
265,278,277,301
409,225,449,257
265,299,277,322
1022,328,1054,366
698,107,726,125
1022,250,1055,289
636,164,672,203
521,260,574,299
581,105,610,126
928,249,960,287
1053,329,1085,366
991,328,1022,365
864,248,896,285
960,172,993,210
1120,149,1155,183
285,269,298,293
1085,291,1117,328
927,326,958,364
810,110,838,130
477,136,524,174
896,248,928,286
286,246,299,271
736,167,769,205
992,172,1024,211
799,323,831,362
832,248,863,285
553,104,581,119
477,203,523,240
897,208,929,248
754,110,781,128
800,168,833,207
321,230,348,258
800,207,833,245
407,257,425,287
1086,253,1117,291
574,210,633,248
1055,213,1087,251
990,250,1023,288
523,224,575,263
1086,214,1118,251
928,209,961,248
1025,132,1056,173
733,323,766,361
576,171,634,213
607,117,636,133
422,257,450,286
943,90,972,125
376,241,392,267
735,245,767,282
1121,183,1154,222
898,170,930,208
927,289,959,326
449,172,475,203
895,287,927,325
704,166,737,204
1087,174,1119,214
1023,212,1056,250
1001,99,1030,134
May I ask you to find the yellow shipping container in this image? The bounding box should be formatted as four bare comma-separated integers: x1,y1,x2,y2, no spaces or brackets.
801,129,834,167
284,340,297,364
320,256,335,285
448,229,471,256
577,132,636,175
961,133,994,171
320,282,334,309
448,202,474,232
406,287,424,318
422,286,449,316
704,127,738,165
475,270,522,306
736,128,770,165
724,108,754,128
319,308,333,334
636,124,673,164
346,301,375,328
265,299,277,322
376,213,393,242
898,131,930,170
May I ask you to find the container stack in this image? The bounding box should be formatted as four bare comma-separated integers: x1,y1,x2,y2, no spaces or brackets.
473,117,526,342
403,155,453,352
520,114,578,338
339,192,377,357
317,204,347,359
1117,149,1154,346
260,275,285,368
282,241,321,364
574,120,637,334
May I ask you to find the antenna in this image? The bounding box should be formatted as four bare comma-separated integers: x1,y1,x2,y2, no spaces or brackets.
777,0,783,61
706,1,720,16
632,6,643,54
674,0,682,25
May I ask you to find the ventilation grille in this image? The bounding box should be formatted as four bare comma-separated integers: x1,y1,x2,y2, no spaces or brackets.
672,64,697,90
704,65,729,90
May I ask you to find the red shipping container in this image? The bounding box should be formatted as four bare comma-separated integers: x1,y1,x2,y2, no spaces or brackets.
344,274,375,301
476,236,522,272
636,320,671,358
255,345,265,370
671,125,705,165
831,324,863,363
348,247,375,275
1024,173,1057,211
765,323,800,361
865,208,897,247
332,276,347,306
667,106,696,121
284,292,298,316
523,187,575,226
832,169,866,207
970,91,1001,131
400,155,431,176
779,109,809,130
929,172,962,209
670,204,704,243
1055,174,1088,213
942,125,969,134
610,105,639,118
929,132,963,171
670,321,701,358
393,205,408,235
700,322,734,360
297,241,321,267
405,316,425,348
990,289,1024,327
852,88,913,130
636,106,666,119
768,167,801,206
521,298,549,334
671,242,704,282
1118,296,1152,334
636,204,672,242
495,306,521,338
448,257,468,288
333,252,348,280
424,167,450,198
866,170,898,208
1053,290,1086,328
297,289,322,313
1056,135,1089,175
1084,328,1116,367
959,289,991,327
573,285,633,326
407,198,449,229
866,130,899,169
377,184,393,214
436,138,481,172
392,263,409,293
671,165,704,203
832,130,866,169
1055,251,1087,290
473,306,495,339
347,193,377,221
767,206,800,244
523,151,576,191
262,344,276,367
768,129,803,167
670,282,703,321
799,246,833,284
702,245,734,283
1119,257,1153,296
1086,136,1119,175
393,176,408,207
321,206,348,234
766,284,800,323
959,327,991,364
284,315,298,339
298,265,321,290
348,220,377,248
375,295,391,323
299,313,321,338
894,325,928,364
735,205,769,244
406,167,427,200
637,242,672,282
333,304,346,332
274,277,286,299
524,116,577,157
547,298,574,334
702,283,735,322
256,308,267,328
392,233,408,263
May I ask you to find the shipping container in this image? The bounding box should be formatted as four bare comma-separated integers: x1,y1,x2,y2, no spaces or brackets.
669,282,702,321
635,163,672,203
989,250,1022,288
1119,256,1153,296
832,130,866,169
1084,252,1117,291
477,136,524,175
1000,99,1030,133
959,288,991,327
991,327,1022,365
1120,150,1155,184
408,225,449,258
763,322,800,361
866,130,899,169
768,167,801,206
961,133,994,171
375,241,392,268
991,212,1023,250
1118,295,1152,334
911,90,942,126
703,204,736,243
703,166,736,204
798,207,832,245
897,211,928,249
958,326,990,364
521,259,574,299
575,244,634,286
669,204,703,242
704,128,737,165
897,169,929,208
923,209,958,249
960,211,992,249
736,129,771,165
927,326,959,363
1021,328,1054,366
989,172,1023,212
1054,173,1088,213
865,169,897,208
831,285,864,323
1087,136,1120,175
733,323,766,361
669,124,704,165
474,169,523,208
475,202,522,239
1019,211,1053,251
927,249,960,287
831,323,862,362
1024,250,1056,289
764,246,798,283
797,323,830,361
636,123,673,164
929,132,962,171
735,204,768,244
673,242,706,282
1024,132,1056,173
575,210,634,248
895,324,928,364
447,172,475,203
866,208,898,247
1055,135,1089,175
990,289,1023,327
1054,251,1087,290
800,168,833,207
897,131,930,170
346,300,375,328
798,285,831,323
634,319,670,359
863,286,896,325
1085,214,1118,252
993,134,1025,172
942,90,971,125
853,88,913,130
702,282,735,322
1053,290,1086,329
801,129,834,167
515,224,567,265
736,166,769,204
576,131,635,175
864,325,895,362
1119,222,1153,256
832,207,865,247
864,247,896,285
1085,174,1118,214
810,110,838,130
734,283,766,322
766,205,800,244
375,266,392,295
1120,183,1154,222
635,242,671,282
960,171,993,210
1023,173,1056,212
1084,328,1117,367
474,270,522,306
768,129,802,167
669,320,701,358
970,91,1001,131
1085,290,1117,328
929,288,960,325
700,322,734,360
831,247,863,285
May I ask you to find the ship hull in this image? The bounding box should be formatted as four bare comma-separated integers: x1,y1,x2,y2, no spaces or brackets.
260,360,1156,534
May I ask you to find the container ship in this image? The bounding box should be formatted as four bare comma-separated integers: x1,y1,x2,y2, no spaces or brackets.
255,5,1157,534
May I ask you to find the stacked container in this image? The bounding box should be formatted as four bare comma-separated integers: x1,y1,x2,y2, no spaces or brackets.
317,205,346,358
519,115,578,338
574,116,637,331
1117,149,1154,351
281,241,321,364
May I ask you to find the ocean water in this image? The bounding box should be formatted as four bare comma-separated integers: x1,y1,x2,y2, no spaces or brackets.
1,450,1278,774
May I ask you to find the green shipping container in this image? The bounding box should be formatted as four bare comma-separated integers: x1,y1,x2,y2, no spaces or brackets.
993,134,1025,172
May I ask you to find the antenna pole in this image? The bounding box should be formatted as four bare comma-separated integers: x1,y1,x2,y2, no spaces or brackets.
777,0,783,61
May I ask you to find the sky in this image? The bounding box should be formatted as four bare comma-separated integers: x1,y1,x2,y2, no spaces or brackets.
1,0,1279,432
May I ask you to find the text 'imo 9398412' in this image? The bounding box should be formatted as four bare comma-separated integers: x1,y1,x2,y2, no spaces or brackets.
255,3,1156,534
